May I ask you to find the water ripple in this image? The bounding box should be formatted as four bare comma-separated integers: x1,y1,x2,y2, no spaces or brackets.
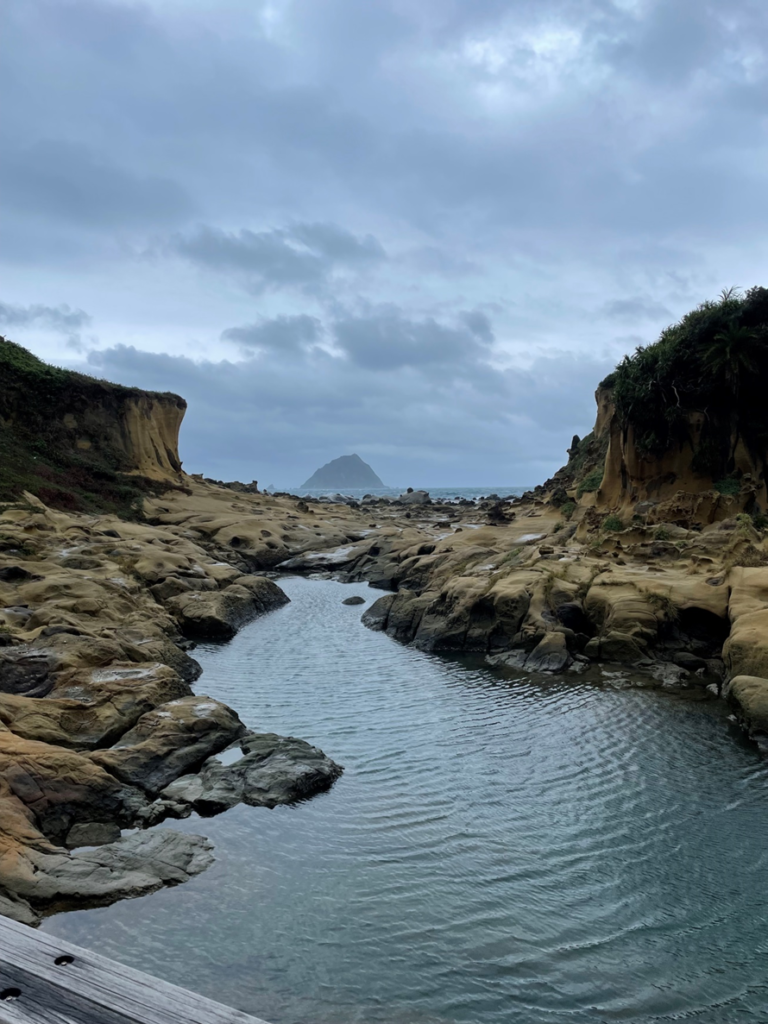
43,576,768,1024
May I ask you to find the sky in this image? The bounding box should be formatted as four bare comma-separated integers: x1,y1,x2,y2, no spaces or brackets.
3,0,768,488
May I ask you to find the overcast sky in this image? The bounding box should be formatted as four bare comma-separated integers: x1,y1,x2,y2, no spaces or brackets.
3,0,768,487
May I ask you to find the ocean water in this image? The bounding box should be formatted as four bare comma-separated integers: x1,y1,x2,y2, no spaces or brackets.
43,577,768,1024
289,486,531,501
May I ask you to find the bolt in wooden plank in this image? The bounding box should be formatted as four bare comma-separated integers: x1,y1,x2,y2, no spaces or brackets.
0,915,270,1024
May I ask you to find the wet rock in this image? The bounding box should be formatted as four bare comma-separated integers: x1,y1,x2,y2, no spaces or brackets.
526,632,571,672
0,567,37,583
362,593,396,630
0,646,57,697
342,595,366,605
0,732,148,842
673,651,707,672
58,555,102,571
726,675,768,737
585,630,648,663
161,732,343,814
0,892,38,926
65,821,121,847
649,662,689,688
166,577,289,640
18,829,214,915
90,695,246,794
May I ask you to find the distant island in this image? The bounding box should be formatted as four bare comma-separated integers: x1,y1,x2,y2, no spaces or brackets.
301,453,385,489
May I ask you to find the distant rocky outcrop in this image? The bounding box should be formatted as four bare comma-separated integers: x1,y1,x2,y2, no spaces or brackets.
0,337,187,516
301,453,385,490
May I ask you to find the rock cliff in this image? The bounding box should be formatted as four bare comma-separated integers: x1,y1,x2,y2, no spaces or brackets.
0,337,187,516
542,288,768,524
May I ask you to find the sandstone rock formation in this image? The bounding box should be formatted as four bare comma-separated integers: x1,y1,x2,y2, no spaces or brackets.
0,337,186,516
0,480,359,924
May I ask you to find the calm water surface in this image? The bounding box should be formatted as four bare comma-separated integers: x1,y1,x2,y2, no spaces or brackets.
43,577,768,1024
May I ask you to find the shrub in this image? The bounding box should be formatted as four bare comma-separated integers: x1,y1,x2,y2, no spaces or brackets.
605,286,768,473
603,514,623,532
655,526,672,541
576,468,604,498
560,500,576,520
714,477,741,497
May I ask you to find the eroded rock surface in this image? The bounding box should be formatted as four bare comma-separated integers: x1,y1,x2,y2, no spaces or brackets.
167,577,289,639
0,484,358,921
161,732,344,814
90,696,246,794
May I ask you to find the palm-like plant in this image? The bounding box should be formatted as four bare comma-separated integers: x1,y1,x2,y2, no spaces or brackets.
701,322,763,462
701,323,759,392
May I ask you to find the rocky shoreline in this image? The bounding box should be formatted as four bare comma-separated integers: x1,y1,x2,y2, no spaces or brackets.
0,482,358,925
4,473,768,925
283,489,768,753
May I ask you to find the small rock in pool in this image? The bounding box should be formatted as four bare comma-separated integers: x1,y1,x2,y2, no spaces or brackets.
342,595,366,605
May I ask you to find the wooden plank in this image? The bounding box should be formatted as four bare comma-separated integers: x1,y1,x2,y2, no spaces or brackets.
0,915,269,1024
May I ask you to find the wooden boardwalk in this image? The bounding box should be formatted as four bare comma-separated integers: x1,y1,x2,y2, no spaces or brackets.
0,915,270,1024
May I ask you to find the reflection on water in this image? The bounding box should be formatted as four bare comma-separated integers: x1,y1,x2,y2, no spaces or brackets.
43,577,768,1024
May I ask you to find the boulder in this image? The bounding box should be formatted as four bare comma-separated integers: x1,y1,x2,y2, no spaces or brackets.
0,647,58,697
150,576,218,603
727,675,768,737
160,732,344,814
724,568,768,679
342,595,366,605
585,630,647,662
526,632,571,672
361,594,397,631
0,732,148,842
166,577,289,639
398,490,430,505
0,663,192,751
89,695,246,794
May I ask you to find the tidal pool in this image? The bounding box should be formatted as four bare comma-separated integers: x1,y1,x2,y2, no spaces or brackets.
43,576,768,1024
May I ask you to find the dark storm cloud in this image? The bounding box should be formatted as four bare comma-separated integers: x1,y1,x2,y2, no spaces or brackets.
0,300,91,333
170,224,386,293
4,0,768,244
221,314,322,353
333,307,494,371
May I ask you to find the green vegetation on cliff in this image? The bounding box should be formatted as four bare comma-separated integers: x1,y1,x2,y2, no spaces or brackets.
0,337,185,517
601,287,768,476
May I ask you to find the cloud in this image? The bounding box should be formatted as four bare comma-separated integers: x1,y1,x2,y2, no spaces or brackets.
0,141,194,228
602,296,673,322
0,301,91,333
80,307,612,487
332,307,494,370
170,223,386,294
221,314,322,352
